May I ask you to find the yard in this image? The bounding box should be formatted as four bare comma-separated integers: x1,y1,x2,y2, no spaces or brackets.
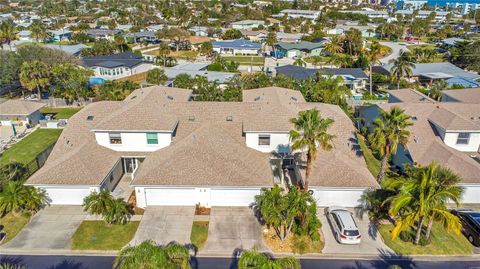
40,107,82,119
378,222,473,255
262,227,324,254
0,128,62,165
169,50,199,59
222,56,265,66
356,133,381,178
71,221,140,250
0,213,31,244
190,221,209,250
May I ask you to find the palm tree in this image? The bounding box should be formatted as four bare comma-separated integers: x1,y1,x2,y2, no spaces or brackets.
323,36,343,55
103,198,133,225
389,50,415,89
155,43,171,66
29,19,49,42
293,58,306,67
309,55,323,68
238,249,300,269
114,240,191,269
19,61,50,100
428,80,448,101
0,263,25,269
385,162,463,244
368,107,412,182
0,22,17,50
290,109,335,191
82,190,113,216
0,181,47,216
0,162,28,186
365,41,388,95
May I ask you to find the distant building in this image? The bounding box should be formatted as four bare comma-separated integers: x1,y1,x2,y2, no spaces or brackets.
274,41,325,58
124,31,160,44
339,10,389,19
82,52,153,80
86,29,121,41
165,63,238,88
0,100,45,126
231,20,265,30
45,44,89,56
395,10,449,21
188,26,209,37
213,39,262,55
274,9,321,20
397,0,428,10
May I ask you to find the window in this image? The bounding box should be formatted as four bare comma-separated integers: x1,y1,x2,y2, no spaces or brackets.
456,132,470,145
258,135,270,146
146,132,158,145
109,133,122,144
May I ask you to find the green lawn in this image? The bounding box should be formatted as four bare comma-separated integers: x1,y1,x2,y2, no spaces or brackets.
190,221,209,250
0,129,62,165
71,221,140,250
0,213,31,244
222,56,265,66
356,133,381,178
378,222,473,255
170,50,199,59
40,107,82,119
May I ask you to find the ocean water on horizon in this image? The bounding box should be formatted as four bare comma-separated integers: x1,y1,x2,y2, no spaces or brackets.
426,0,480,7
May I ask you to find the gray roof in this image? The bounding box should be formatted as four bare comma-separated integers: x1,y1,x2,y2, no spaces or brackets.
82,52,146,69
276,64,368,81
165,69,237,84
124,31,157,39
379,62,480,80
275,41,323,51
45,44,89,55
86,29,121,36
0,100,45,115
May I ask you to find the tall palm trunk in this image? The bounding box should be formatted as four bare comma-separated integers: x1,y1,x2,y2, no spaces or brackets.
369,64,373,95
415,215,424,245
36,83,41,101
304,151,313,191
377,153,388,182
425,217,434,241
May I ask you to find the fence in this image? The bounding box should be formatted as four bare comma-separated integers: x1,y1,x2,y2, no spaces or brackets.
116,71,149,84
40,97,94,108
23,143,55,178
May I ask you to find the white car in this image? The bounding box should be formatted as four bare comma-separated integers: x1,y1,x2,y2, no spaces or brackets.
326,207,361,244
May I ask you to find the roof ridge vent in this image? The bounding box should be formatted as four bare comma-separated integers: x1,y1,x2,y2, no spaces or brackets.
188,115,195,122
167,95,174,100
226,116,233,121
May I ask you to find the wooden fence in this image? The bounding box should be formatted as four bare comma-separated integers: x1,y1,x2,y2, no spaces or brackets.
116,71,149,84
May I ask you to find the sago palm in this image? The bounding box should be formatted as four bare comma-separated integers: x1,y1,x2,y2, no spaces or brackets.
290,109,335,191
19,60,50,100
368,106,412,182
82,190,113,216
238,249,300,269
0,181,45,215
389,50,415,89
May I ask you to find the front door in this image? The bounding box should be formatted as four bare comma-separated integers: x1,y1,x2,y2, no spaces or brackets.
196,188,211,208
123,158,137,174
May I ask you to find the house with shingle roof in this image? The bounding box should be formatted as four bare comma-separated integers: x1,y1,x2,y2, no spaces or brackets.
0,99,45,126
274,41,325,58
442,88,480,104
26,86,377,208
359,90,480,204
82,52,153,81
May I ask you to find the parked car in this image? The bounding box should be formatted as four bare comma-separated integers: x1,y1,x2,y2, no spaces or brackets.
326,207,361,244
451,209,480,246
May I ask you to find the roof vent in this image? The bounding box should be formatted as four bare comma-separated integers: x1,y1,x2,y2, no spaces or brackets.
86,115,94,121
411,116,417,120
291,97,297,101
167,95,174,100
188,115,195,122
226,116,233,121
254,96,260,101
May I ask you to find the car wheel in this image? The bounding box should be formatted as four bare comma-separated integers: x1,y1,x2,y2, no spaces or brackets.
468,235,474,244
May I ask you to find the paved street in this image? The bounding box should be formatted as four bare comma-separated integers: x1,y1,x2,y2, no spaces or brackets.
202,207,268,254
131,206,195,245
379,42,408,64
319,209,393,255
1,206,87,251
1,255,480,269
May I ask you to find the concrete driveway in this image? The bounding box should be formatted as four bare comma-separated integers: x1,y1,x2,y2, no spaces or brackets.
131,206,194,246
1,206,87,251
318,208,392,255
201,207,268,254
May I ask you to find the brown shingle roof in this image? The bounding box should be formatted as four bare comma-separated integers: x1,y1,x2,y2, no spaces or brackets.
388,88,435,103
442,88,480,104
0,100,46,115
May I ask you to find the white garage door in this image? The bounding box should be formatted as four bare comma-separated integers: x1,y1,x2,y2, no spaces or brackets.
43,188,93,205
210,189,260,207
313,188,367,207
461,185,480,204
145,188,198,206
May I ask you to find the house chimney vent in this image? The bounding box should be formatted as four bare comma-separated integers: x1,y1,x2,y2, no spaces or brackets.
188,115,195,122
226,116,233,121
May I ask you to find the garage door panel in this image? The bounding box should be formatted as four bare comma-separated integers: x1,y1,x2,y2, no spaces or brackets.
145,188,197,206
210,189,260,207
313,189,366,207
43,188,92,205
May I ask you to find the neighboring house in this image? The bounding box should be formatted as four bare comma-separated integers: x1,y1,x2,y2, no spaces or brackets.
374,62,480,85
395,10,449,20
231,20,265,30
82,52,153,80
124,31,160,44
275,64,369,93
338,10,389,19
441,88,480,104
240,30,267,42
147,24,166,32
45,44,89,56
274,41,324,58
0,100,45,126
359,97,480,204
26,86,377,207
188,26,209,37
86,29,121,41
276,32,304,43
438,37,468,48
18,30,32,41
274,9,321,20
165,63,237,88
445,77,480,88
213,39,262,55
387,88,435,103
327,24,378,38
48,29,72,42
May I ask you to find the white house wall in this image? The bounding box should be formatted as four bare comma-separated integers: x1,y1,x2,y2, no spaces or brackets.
443,132,480,152
312,187,369,207
95,132,172,152
460,185,480,204
245,132,290,153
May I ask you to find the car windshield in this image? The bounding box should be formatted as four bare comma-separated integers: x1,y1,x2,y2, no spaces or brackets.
344,230,359,236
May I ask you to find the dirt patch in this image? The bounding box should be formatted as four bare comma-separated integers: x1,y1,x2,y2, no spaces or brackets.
195,205,211,215
262,227,324,254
